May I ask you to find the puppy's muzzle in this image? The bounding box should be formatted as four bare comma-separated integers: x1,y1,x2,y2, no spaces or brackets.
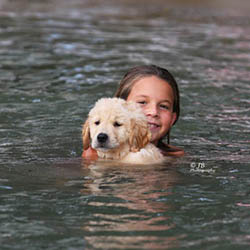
97,133,108,144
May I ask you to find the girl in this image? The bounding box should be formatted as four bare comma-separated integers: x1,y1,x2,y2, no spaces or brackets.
83,65,184,159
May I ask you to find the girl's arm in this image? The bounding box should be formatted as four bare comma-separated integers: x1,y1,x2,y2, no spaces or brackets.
82,144,184,159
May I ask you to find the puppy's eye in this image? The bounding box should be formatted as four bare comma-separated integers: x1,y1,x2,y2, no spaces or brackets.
113,121,122,127
95,121,100,125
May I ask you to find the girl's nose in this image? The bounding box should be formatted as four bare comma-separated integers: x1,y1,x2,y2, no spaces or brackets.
145,104,158,117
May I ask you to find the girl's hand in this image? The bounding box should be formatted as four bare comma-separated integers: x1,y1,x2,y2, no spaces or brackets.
82,147,98,160
164,146,185,157
159,142,185,157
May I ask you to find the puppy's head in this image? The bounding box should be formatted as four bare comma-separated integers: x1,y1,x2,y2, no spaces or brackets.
82,98,151,155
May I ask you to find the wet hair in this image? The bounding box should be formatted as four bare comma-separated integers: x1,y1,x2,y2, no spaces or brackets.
114,65,180,145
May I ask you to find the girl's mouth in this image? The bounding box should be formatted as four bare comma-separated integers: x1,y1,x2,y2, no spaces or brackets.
148,122,160,131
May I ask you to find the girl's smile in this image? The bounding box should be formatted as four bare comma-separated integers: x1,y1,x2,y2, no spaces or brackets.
127,76,177,145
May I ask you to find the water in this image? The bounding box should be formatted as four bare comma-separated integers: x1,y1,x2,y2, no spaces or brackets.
0,0,250,249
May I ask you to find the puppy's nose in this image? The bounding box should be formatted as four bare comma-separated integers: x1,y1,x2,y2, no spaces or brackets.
97,133,108,143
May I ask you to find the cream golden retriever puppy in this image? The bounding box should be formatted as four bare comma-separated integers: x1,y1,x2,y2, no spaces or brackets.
82,98,164,164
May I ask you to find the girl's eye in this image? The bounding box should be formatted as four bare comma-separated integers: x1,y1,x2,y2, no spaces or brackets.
137,101,146,105
160,104,169,110
95,121,100,125
113,121,122,127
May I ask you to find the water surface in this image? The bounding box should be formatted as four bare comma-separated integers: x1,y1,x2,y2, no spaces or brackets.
0,0,250,249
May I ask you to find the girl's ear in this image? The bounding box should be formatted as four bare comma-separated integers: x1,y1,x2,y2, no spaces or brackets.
82,119,91,150
129,119,151,152
170,112,177,127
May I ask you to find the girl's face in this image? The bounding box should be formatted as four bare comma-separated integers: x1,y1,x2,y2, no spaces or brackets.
127,76,176,145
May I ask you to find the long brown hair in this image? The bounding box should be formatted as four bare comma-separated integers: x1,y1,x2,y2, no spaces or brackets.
114,65,180,145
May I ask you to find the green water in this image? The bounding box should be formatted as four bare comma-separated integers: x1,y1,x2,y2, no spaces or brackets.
0,0,250,249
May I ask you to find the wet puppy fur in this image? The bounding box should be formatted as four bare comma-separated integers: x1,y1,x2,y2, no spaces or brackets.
82,98,164,164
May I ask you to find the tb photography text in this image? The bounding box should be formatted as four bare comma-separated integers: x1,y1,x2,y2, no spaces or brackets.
190,162,215,174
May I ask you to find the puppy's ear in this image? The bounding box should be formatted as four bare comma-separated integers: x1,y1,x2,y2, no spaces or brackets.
129,119,151,152
82,118,91,150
